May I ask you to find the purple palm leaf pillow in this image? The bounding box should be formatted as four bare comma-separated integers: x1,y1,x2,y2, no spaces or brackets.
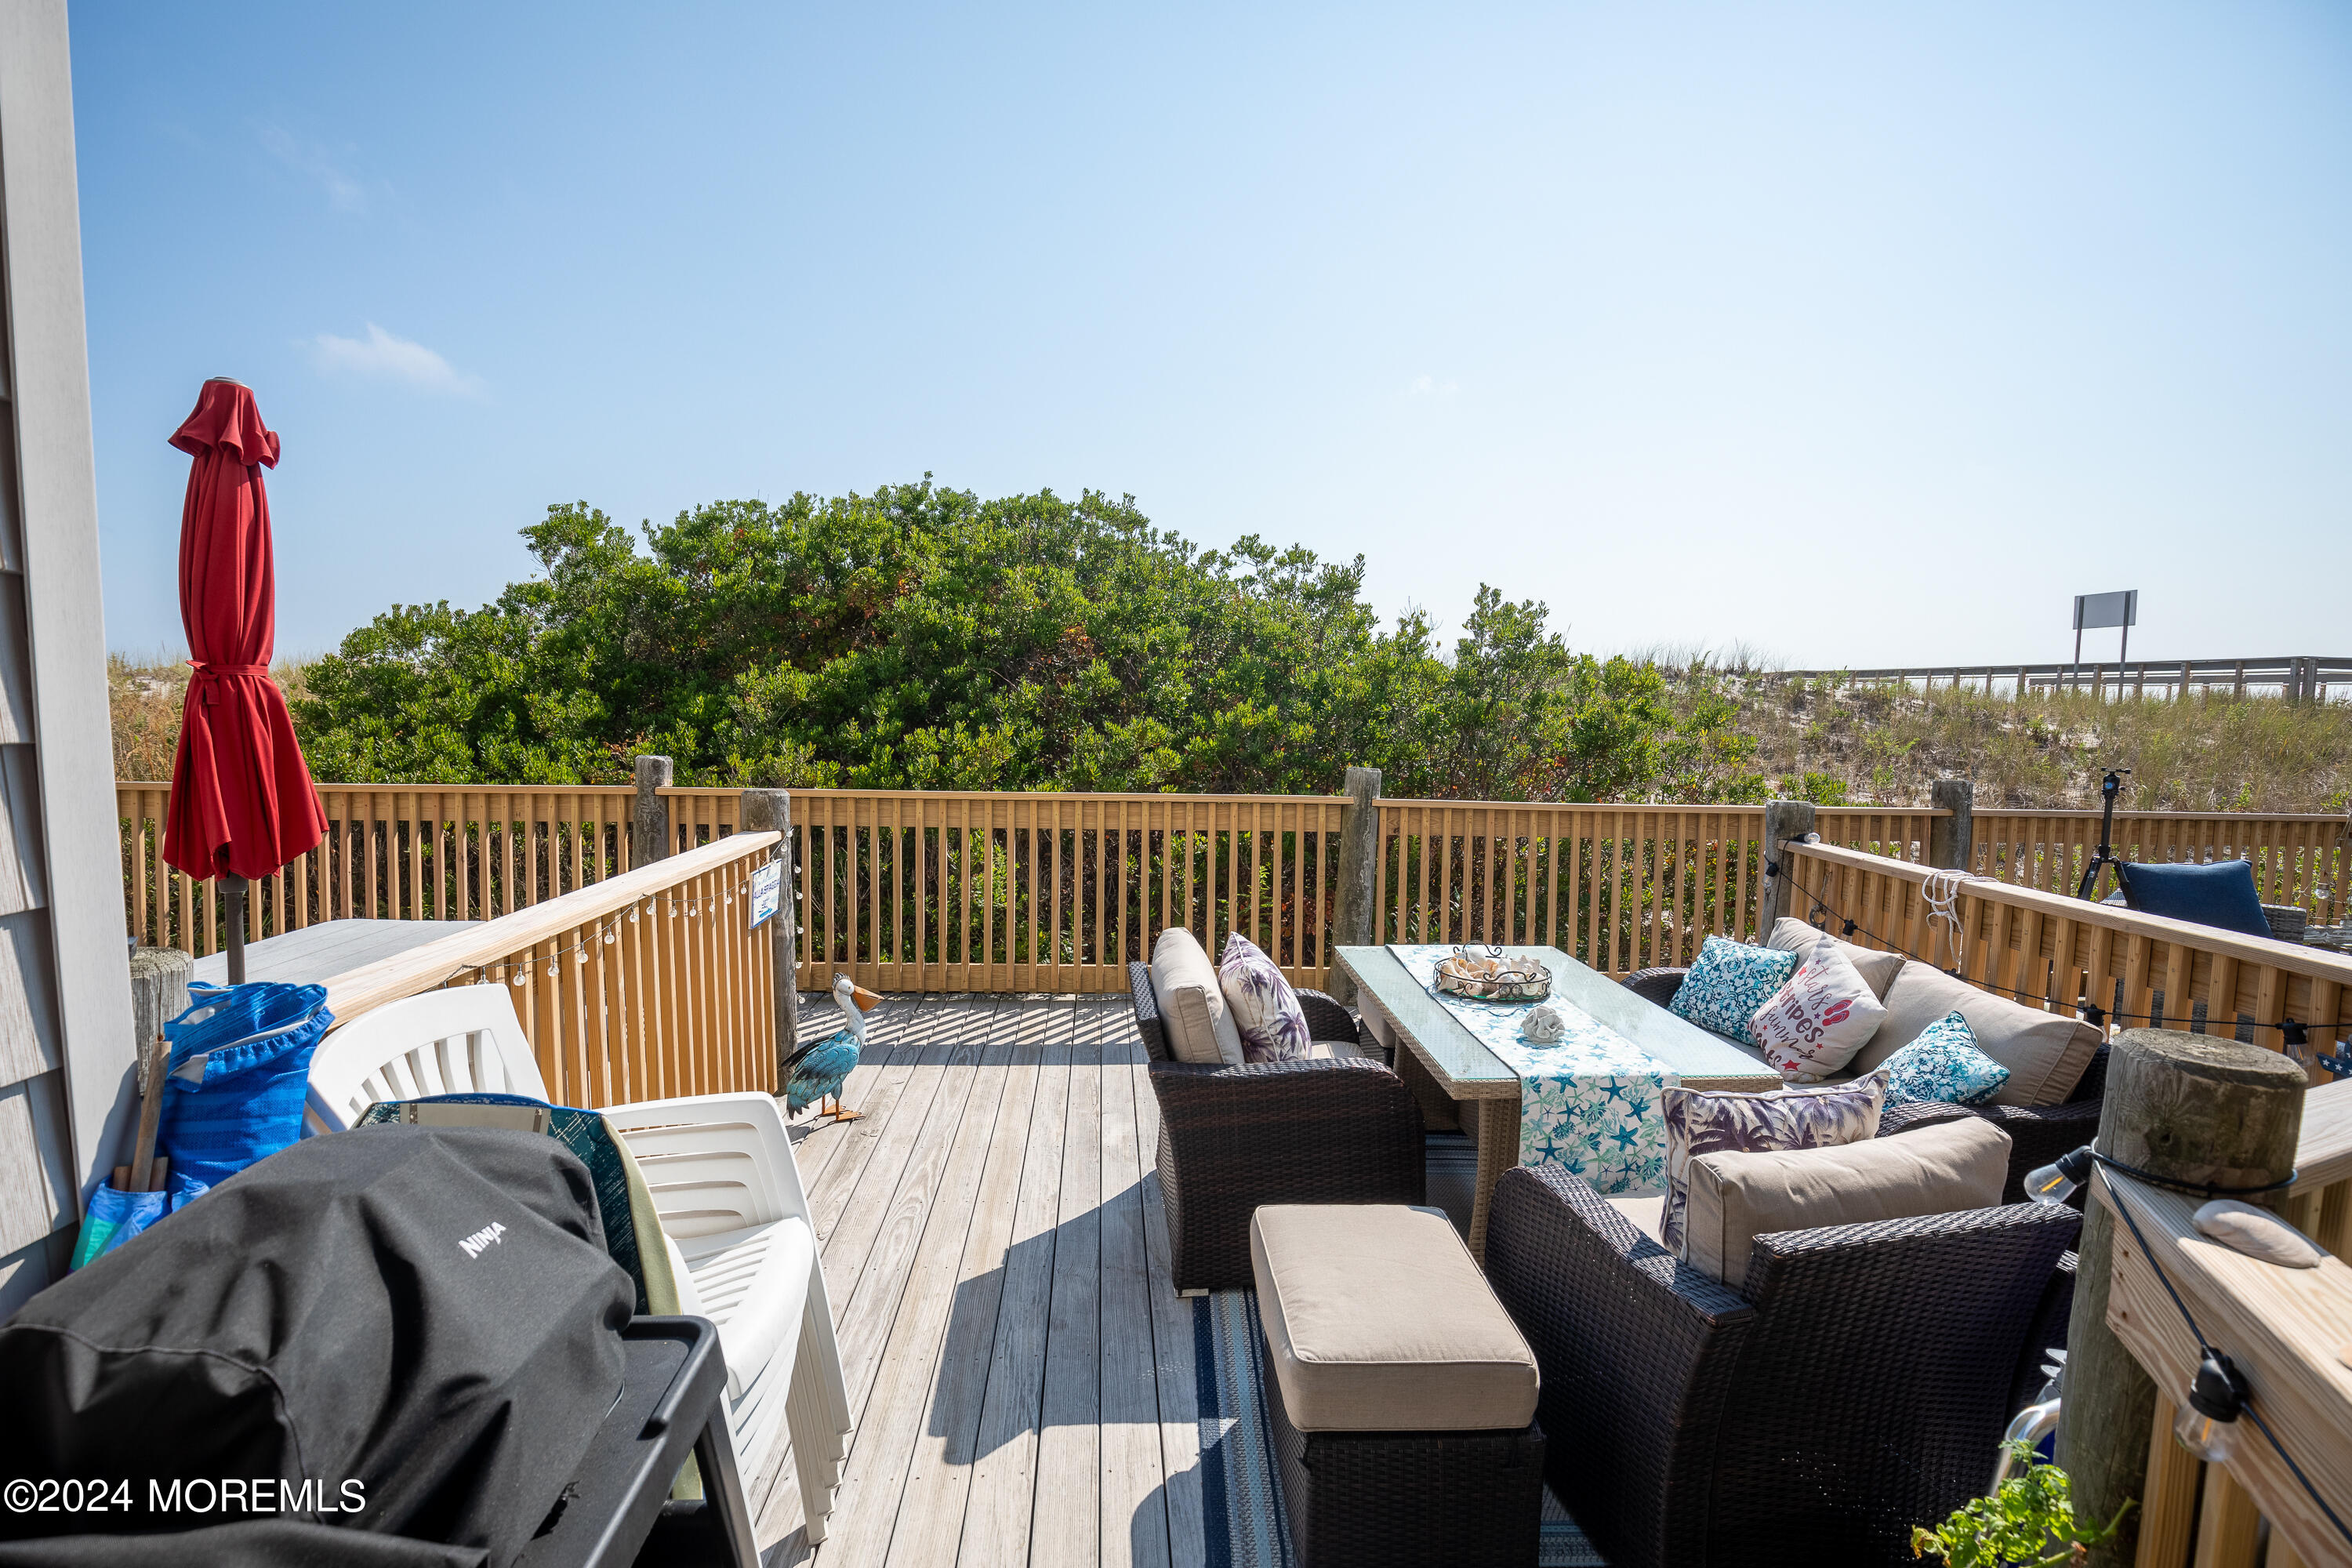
1218,934,1314,1062
1658,1072,1889,1254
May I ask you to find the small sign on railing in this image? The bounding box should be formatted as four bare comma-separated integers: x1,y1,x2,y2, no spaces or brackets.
750,860,782,928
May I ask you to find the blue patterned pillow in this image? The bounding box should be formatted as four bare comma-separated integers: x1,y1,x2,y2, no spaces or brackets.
1669,937,1799,1047
1882,1011,2009,1105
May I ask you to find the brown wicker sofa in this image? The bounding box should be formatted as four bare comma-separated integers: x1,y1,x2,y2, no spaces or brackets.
1621,964,2107,1203
1483,1147,2080,1568
1127,960,1424,1290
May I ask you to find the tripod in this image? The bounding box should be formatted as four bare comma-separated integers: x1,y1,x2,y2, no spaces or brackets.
2074,768,2132,902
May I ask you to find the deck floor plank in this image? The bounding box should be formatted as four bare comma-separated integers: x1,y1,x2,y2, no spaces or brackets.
957,1004,1078,1567
773,993,1215,1568
1098,1004,1173,1568
795,993,937,1238
831,998,1004,1422
881,1025,1050,1568
815,1025,1018,1566
1030,1032,1105,1567
1122,1004,1207,1568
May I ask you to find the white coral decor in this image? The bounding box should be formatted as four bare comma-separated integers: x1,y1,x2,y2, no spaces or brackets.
1519,1004,1569,1044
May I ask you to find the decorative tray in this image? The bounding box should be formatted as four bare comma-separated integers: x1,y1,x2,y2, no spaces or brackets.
1433,946,1552,1002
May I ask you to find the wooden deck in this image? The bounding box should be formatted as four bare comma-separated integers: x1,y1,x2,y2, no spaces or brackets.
752,992,1207,1567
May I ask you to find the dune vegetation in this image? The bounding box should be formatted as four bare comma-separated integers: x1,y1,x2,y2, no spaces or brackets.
109,484,2352,814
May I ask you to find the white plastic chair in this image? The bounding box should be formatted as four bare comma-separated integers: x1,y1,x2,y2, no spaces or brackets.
307,985,853,1542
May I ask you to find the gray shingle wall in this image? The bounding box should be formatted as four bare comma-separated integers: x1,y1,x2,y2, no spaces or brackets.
0,0,143,1312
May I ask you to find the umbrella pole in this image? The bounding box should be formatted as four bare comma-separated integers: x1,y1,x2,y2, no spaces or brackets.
223,874,248,985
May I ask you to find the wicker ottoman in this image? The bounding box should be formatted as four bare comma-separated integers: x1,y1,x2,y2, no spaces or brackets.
1250,1204,1544,1567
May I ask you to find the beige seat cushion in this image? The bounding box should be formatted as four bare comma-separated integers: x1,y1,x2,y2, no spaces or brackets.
1766,916,1904,1001
1250,1205,1539,1432
1684,1116,2011,1290
1852,961,2102,1107
1150,927,1245,1066
1303,1037,1370,1062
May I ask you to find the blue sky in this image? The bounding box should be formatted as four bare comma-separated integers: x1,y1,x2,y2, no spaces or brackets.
70,3,2352,667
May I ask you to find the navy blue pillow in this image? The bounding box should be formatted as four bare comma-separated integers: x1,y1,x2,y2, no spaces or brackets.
2117,859,2274,940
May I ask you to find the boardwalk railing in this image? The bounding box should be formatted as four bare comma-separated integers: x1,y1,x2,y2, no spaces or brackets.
317,831,785,1109
1780,842,2352,1062
1770,654,2349,702
1971,809,2347,924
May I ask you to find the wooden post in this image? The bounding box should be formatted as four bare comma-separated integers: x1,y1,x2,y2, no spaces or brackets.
1757,800,1817,935
128,946,191,1058
740,788,800,1074
2056,1028,2307,1568
1329,766,1382,1004
633,755,672,865
1929,778,1973,871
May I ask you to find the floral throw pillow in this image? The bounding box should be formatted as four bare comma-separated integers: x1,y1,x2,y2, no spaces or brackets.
1668,936,1799,1047
1882,1011,2010,1105
1659,1072,1889,1254
1751,941,1889,1083
1218,934,1313,1062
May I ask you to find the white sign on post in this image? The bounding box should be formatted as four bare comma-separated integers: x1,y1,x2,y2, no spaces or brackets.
2073,590,2137,630
750,861,782,928
2071,589,2139,680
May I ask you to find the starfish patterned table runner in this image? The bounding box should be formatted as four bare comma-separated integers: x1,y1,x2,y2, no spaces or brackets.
1388,944,1678,1196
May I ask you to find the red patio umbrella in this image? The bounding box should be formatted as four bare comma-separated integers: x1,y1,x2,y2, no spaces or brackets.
161,379,328,982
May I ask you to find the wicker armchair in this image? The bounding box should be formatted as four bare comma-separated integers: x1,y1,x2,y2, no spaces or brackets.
1483,1163,2080,1568
1127,961,1424,1290
1622,967,2109,1203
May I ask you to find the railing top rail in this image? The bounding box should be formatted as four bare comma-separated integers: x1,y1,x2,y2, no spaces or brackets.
1785,840,2352,984
1973,808,2350,824
320,829,780,1022
1374,797,1786,813
118,779,638,793
781,787,1352,806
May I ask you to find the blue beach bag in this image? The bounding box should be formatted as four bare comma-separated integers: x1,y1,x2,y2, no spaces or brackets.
155,982,336,1192
67,1170,210,1270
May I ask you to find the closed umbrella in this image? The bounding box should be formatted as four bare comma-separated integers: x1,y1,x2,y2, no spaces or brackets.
160,379,327,982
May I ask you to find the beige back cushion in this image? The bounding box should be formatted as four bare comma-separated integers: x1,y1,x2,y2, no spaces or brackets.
1853,960,2103,1107
1151,927,1246,1066
1684,1116,2011,1290
1766,916,1904,1001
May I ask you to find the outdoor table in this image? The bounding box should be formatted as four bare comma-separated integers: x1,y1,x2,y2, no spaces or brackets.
1335,944,1780,1258
190,917,478,987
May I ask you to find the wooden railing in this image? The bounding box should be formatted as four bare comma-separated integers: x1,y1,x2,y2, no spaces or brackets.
1972,809,2347,924
2101,1103,2352,1568
1780,843,2352,1065
1365,804,1939,975
789,789,1347,993
318,832,784,1109
116,776,2346,999
117,782,642,956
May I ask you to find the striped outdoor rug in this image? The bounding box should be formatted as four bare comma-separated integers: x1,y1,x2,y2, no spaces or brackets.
1193,1289,1604,1566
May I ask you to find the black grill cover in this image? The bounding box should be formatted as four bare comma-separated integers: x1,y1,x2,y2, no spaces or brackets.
0,1127,633,1566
